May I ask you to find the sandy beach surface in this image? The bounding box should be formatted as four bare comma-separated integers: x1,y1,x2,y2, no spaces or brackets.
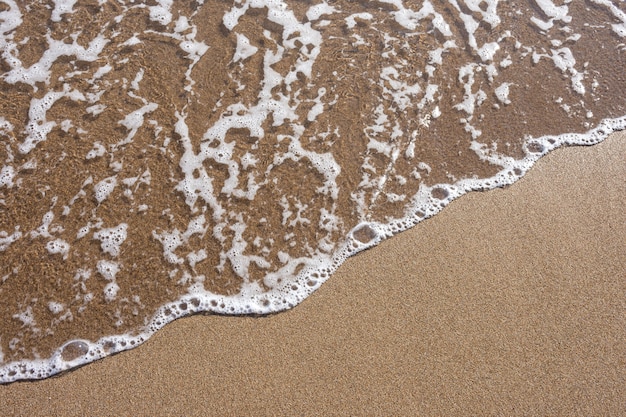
0,131,624,416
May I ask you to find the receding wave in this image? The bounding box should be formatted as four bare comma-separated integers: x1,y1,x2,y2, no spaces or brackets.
1,0,625,382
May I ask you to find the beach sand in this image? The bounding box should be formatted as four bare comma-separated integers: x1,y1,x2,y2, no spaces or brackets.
0,131,624,416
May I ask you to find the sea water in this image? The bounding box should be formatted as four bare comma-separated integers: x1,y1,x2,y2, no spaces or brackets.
0,0,624,383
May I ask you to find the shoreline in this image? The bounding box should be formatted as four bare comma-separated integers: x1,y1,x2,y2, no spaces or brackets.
1,131,625,415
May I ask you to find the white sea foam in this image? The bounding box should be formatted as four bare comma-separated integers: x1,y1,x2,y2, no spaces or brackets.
0,0,625,383
50,0,77,22
94,176,117,204
93,224,128,258
233,33,258,62
0,227,21,252
47,301,64,315
97,259,119,282
45,238,70,260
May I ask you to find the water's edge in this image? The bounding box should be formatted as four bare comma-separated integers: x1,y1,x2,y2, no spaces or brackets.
1,116,623,384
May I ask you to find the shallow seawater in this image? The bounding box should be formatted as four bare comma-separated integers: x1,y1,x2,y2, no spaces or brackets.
0,0,624,383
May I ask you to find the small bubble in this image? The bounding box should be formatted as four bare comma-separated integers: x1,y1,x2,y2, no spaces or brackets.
61,341,89,361
527,142,544,153
352,224,376,243
431,187,449,200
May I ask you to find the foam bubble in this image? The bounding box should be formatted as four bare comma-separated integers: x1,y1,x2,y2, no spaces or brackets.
103,282,120,302
93,224,128,257
148,0,173,26
85,142,106,159
306,2,336,21
45,239,70,260
47,301,64,315
94,176,117,204
352,223,378,244
59,340,89,362
0,165,16,188
233,33,258,62
12,306,36,328
96,260,119,281
50,0,77,23
0,228,22,252
494,82,512,105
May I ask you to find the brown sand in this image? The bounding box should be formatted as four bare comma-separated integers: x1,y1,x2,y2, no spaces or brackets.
1,131,624,415
4,0,626,367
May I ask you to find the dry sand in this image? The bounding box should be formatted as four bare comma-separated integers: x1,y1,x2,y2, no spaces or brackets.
0,131,624,416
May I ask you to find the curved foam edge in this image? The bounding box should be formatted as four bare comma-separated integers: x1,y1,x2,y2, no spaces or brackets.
1,116,624,383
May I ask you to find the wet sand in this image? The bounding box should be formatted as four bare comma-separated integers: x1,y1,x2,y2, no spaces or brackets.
0,131,624,415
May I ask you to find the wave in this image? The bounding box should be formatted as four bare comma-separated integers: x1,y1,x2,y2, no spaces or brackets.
1,0,625,383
